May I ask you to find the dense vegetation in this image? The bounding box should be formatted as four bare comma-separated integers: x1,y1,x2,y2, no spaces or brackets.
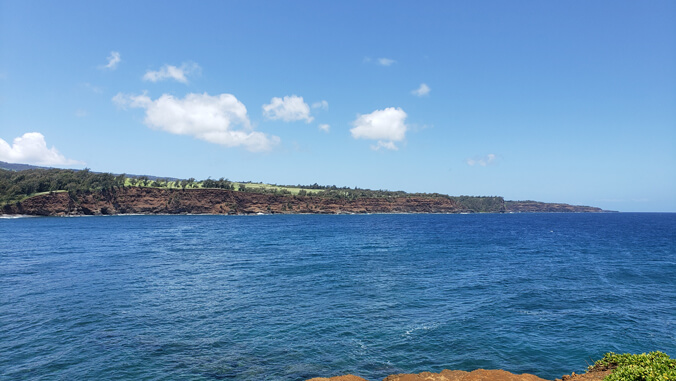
0,168,126,204
0,167,505,212
591,352,676,381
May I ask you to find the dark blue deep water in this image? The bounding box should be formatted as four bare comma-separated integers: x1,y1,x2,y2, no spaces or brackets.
1,213,675,380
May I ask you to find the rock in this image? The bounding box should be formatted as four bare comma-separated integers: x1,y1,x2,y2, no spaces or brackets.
306,366,616,381
307,369,549,381
307,376,369,381
382,369,548,381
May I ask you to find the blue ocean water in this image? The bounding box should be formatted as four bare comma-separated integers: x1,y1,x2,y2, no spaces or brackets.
1,213,675,380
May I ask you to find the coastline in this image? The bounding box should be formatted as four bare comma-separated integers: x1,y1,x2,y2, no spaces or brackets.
2,187,611,217
306,366,613,381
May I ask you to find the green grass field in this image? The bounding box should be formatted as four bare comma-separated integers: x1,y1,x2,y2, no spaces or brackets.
19,189,67,202
230,182,323,195
121,177,324,195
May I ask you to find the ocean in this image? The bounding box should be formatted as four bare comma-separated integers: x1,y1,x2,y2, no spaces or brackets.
1,213,674,380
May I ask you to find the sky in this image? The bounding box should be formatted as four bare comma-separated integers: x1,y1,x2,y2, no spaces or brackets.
1,1,674,212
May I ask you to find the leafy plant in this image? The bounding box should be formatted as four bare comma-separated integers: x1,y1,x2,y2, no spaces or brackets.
589,352,676,381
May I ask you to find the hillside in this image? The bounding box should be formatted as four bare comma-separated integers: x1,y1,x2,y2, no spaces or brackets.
0,161,52,171
3,186,475,216
505,200,609,213
0,165,612,216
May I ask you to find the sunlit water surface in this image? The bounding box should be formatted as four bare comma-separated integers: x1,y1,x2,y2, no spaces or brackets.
1,213,675,380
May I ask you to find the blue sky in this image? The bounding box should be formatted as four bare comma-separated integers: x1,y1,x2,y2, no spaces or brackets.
1,1,674,212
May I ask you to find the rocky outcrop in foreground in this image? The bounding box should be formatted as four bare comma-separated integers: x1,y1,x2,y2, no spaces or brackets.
306,366,613,381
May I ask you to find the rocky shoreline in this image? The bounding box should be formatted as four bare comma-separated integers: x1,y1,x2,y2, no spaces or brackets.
2,187,610,216
306,365,613,381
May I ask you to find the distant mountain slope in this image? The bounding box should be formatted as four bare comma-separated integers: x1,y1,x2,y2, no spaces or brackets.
0,161,176,181
0,161,51,171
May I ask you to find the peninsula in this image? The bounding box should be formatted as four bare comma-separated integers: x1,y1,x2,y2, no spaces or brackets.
0,163,611,216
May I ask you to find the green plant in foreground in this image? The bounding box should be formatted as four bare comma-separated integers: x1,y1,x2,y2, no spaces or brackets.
590,351,676,381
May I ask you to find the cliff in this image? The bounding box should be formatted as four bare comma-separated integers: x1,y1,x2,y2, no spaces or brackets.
505,201,609,213
2,187,616,217
3,187,471,216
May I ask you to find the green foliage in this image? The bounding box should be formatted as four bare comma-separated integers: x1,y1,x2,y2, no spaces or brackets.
591,352,676,381
228,182,321,196
202,177,235,190
450,196,505,213
0,168,125,204
0,167,506,214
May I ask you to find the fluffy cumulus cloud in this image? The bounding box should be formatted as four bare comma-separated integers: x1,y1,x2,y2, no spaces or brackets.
466,154,496,167
350,107,407,150
143,62,201,84
113,92,279,152
101,51,121,70
412,83,430,97
318,124,330,133
262,95,313,123
0,132,83,166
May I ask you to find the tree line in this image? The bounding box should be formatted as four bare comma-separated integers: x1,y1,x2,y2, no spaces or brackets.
0,167,505,213
0,168,125,204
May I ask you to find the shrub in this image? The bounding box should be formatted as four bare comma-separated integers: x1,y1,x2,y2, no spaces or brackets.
590,351,676,381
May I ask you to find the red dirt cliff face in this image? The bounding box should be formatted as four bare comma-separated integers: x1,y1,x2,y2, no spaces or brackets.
504,201,606,213
4,187,468,216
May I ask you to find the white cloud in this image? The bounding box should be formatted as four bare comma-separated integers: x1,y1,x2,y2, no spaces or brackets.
0,132,84,166
262,95,314,123
350,107,407,150
143,62,201,84
412,83,430,97
318,124,330,133
113,92,279,152
377,58,396,66
466,153,496,167
101,51,121,70
371,141,398,151
312,100,329,110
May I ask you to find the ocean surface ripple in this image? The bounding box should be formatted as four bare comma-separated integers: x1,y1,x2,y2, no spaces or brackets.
1,213,675,380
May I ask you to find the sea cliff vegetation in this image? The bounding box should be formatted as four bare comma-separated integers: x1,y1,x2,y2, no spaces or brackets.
0,166,606,215
590,352,676,381
0,167,504,211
